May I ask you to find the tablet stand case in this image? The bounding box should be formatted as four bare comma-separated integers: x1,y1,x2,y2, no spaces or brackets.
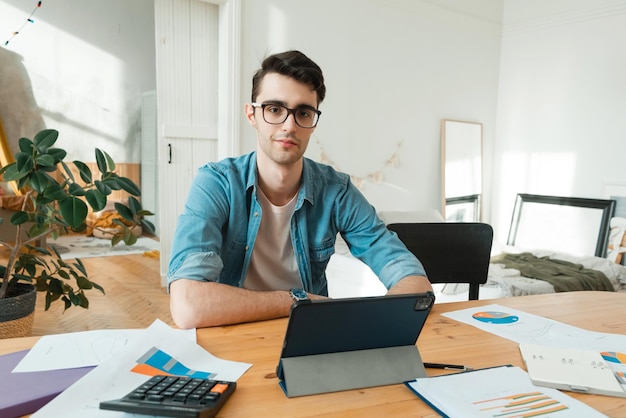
279,345,426,397
276,293,433,397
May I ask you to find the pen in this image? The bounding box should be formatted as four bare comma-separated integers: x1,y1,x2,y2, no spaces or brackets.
424,362,473,371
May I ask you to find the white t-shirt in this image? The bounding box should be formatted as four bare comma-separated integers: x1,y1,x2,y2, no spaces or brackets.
244,189,302,290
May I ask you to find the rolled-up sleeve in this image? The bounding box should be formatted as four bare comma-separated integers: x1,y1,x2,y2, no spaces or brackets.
168,252,224,287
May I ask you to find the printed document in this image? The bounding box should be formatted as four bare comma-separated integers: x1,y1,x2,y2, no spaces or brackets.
406,366,608,417
32,319,251,418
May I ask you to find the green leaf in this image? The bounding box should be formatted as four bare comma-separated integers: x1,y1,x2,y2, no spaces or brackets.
29,225,53,242
103,150,116,172
85,189,107,211
117,177,141,196
73,161,92,183
92,281,105,294
9,211,29,225
95,149,107,173
95,180,112,196
78,292,89,309
68,289,82,306
34,129,59,149
123,229,138,245
24,263,37,276
127,196,141,214
142,219,156,234
44,182,67,200
103,176,122,190
111,234,124,246
73,258,88,276
30,171,50,193
36,154,56,167
59,197,89,228
45,292,53,310
15,152,33,172
67,289,80,306
48,278,64,294
0,163,12,176
18,137,34,153
138,209,155,217
68,182,86,197
114,203,134,221
76,275,93,289
61,161,76,182
47,148,67,163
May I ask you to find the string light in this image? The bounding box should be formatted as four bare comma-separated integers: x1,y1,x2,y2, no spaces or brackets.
316,139,403,189
3,1,43,47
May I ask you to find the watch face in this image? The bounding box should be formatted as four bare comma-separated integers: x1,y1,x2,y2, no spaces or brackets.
291,288,307,301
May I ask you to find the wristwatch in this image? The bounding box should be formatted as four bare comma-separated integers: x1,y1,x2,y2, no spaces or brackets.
289,288,308,302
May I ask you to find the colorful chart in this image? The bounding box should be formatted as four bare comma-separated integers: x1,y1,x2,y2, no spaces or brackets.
600,351,626,364
474,391,568,417
131,346,215,379
472,311,519,324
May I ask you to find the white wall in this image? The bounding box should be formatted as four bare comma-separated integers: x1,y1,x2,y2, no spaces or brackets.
0,0,155,162
5,0,624,246
239,0,502,215
492,0,626,243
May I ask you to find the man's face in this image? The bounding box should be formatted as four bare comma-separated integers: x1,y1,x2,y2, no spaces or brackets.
246,73,319,167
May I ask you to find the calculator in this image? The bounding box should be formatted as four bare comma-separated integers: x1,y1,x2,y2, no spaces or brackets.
99,374,236,418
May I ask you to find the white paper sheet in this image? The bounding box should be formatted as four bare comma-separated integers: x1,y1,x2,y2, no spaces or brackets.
444,304,626,396
32,319,252,418
13,327,195,372
406,366,608,417
442,303,626,351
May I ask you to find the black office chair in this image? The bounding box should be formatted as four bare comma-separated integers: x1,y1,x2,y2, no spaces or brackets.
387,222,493,300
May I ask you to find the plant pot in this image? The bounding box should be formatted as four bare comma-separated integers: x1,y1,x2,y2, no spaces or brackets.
0,283,36,339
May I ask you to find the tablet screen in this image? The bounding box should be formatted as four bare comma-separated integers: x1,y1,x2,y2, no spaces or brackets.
279,292,435,359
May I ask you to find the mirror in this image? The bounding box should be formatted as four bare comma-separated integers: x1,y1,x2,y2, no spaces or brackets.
507,194,615,257
441,120,482,222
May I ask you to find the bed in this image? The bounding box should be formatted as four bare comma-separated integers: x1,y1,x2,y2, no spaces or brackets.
325,196,626,302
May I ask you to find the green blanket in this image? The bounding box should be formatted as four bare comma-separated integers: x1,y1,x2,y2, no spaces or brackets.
491,252,615,292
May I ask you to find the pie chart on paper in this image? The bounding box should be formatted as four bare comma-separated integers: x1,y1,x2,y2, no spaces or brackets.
472,311,519,324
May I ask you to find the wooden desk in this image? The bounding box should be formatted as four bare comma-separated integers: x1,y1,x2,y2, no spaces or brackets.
1,292,625,417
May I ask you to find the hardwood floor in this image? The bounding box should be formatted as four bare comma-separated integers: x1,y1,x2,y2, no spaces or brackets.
27,252,174,336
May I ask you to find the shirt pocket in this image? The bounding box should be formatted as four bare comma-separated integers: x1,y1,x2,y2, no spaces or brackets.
220,239,248,285
308,240,335,290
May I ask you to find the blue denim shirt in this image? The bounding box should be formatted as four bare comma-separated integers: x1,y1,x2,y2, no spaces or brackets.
167,152,425,295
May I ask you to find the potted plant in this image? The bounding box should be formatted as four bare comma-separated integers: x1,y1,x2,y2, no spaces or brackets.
0,129,154,338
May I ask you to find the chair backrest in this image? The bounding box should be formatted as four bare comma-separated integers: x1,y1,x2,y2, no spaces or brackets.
387,222,493,300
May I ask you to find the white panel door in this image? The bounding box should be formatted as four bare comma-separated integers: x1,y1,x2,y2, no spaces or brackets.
154,0,240,285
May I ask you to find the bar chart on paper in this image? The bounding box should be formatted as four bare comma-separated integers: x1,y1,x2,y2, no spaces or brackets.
473,391,568,417
131,347,216,379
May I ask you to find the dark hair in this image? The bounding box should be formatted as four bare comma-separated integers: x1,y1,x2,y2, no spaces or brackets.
251,50,326,105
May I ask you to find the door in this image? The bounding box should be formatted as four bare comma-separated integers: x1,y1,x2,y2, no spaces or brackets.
154,0,240,285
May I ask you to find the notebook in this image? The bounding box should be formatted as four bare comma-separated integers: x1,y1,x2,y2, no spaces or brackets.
276,292,435,397
519,343,626,398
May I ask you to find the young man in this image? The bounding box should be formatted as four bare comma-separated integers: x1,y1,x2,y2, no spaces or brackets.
168,50,432,328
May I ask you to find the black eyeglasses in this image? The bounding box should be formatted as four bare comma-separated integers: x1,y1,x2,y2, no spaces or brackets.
251,102,321,128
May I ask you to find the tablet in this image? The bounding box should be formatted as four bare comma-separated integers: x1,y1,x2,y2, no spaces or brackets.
276,292,435,388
